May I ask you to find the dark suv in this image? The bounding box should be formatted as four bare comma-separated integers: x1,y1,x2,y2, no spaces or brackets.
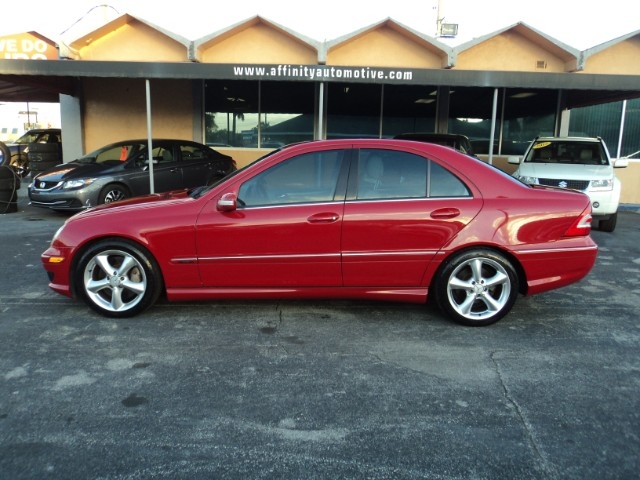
0,128,62,177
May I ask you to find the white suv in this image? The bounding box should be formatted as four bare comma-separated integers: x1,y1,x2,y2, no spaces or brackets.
509,136,628,232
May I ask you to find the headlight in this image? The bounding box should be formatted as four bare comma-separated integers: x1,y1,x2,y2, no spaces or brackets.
516,175,538,185
589,178,614,191
62,178,95,189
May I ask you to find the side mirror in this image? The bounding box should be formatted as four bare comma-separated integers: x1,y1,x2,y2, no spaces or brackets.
507,155,522,165
613,157,628,168
217,192,237,212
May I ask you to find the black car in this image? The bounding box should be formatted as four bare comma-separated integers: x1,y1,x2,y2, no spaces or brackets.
28,138,236,212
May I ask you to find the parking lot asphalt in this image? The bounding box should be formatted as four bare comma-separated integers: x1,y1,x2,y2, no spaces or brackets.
1,182,640,479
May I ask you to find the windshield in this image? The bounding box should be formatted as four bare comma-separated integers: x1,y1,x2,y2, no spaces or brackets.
75,142,148,165
524,140,609,166
13,130,59,144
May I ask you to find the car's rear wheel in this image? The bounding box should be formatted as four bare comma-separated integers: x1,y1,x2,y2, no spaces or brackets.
99,184,129,204
434,249,518,326
75,239,163,318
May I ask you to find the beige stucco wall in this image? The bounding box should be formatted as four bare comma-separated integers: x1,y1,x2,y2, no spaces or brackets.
583,38,640,74
72,21,188,61
456,31,571,72
327,27,446,68
617,162,640,204
199,24,317,64
81,78,195,152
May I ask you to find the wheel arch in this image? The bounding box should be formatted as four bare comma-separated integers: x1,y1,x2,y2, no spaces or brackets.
98,182,132,203
68,235,166,300
429,244,528,296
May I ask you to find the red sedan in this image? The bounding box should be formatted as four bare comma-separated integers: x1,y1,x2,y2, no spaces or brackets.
41,139,597,326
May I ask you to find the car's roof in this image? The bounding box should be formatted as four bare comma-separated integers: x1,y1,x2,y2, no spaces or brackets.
534,136,601,143
394,133,470,140
23,128,60,133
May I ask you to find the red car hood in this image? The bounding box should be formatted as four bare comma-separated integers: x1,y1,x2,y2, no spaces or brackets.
73,188,193,217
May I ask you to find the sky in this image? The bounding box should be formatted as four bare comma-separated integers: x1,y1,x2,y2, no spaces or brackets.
1,0,638,49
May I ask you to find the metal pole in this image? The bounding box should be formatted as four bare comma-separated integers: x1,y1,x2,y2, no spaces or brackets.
379,84,384,138
488,88,498,165
146,79,154,194
616,99,627,159
257,80,262,147
498,88,506,155
317,82,324,140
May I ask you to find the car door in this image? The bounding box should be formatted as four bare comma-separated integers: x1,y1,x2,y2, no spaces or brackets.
178,142,217,188
126,142,183,195
196,148,350,288
341,148,483,287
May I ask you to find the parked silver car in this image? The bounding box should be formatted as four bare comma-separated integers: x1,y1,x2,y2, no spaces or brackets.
28,139,236,212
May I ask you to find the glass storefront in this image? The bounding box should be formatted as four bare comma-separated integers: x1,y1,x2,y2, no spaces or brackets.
205,79,636,156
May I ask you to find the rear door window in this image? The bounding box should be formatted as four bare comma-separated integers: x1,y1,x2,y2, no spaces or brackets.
355,148,469,200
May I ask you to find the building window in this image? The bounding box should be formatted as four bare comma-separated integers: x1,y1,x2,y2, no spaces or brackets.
204,80,314,147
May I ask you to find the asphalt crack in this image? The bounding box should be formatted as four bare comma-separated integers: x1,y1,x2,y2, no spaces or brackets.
490,350,559,479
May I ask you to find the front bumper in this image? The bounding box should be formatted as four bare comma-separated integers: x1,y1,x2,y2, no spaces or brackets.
28,185,96,211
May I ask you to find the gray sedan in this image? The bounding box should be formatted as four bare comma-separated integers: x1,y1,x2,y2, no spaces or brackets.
28,139,236,211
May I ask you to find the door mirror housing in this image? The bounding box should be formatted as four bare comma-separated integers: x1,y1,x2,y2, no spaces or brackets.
217,192,237,212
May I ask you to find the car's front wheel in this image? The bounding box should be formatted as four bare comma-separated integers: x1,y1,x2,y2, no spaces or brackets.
75,239,163,317
99,184,129,205
598,212,617,232
433,249,519,326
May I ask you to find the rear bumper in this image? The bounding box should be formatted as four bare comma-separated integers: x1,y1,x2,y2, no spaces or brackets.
514,241,598,295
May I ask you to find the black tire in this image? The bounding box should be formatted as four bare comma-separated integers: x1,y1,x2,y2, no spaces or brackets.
433,249,519,326
98,184,130,205
75,239,163,318
0,165,19,214
0,141,10,167
598,212,617,233
27,142,62,176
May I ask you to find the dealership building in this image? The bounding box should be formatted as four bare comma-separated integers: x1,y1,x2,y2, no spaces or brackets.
1,13,639,201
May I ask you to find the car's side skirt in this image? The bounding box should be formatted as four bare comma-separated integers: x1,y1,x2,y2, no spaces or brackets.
165,286,429,304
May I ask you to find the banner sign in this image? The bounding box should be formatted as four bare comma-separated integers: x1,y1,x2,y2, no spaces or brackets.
226,63,418,84
0,32,58,60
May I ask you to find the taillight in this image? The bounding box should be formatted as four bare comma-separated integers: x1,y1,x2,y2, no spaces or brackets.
563,206,592,237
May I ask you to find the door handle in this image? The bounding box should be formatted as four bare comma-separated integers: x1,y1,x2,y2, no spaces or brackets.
308,212,340,223
430,207,460,219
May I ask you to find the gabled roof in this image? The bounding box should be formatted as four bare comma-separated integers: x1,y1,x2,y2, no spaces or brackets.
192,15,321,62
453,22,580,70
581,29,640,69
61,14,190,60
323,18,452,66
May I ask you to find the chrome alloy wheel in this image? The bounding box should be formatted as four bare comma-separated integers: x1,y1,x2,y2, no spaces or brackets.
446,257,512,321
103,188,127,203
82,249,147,313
